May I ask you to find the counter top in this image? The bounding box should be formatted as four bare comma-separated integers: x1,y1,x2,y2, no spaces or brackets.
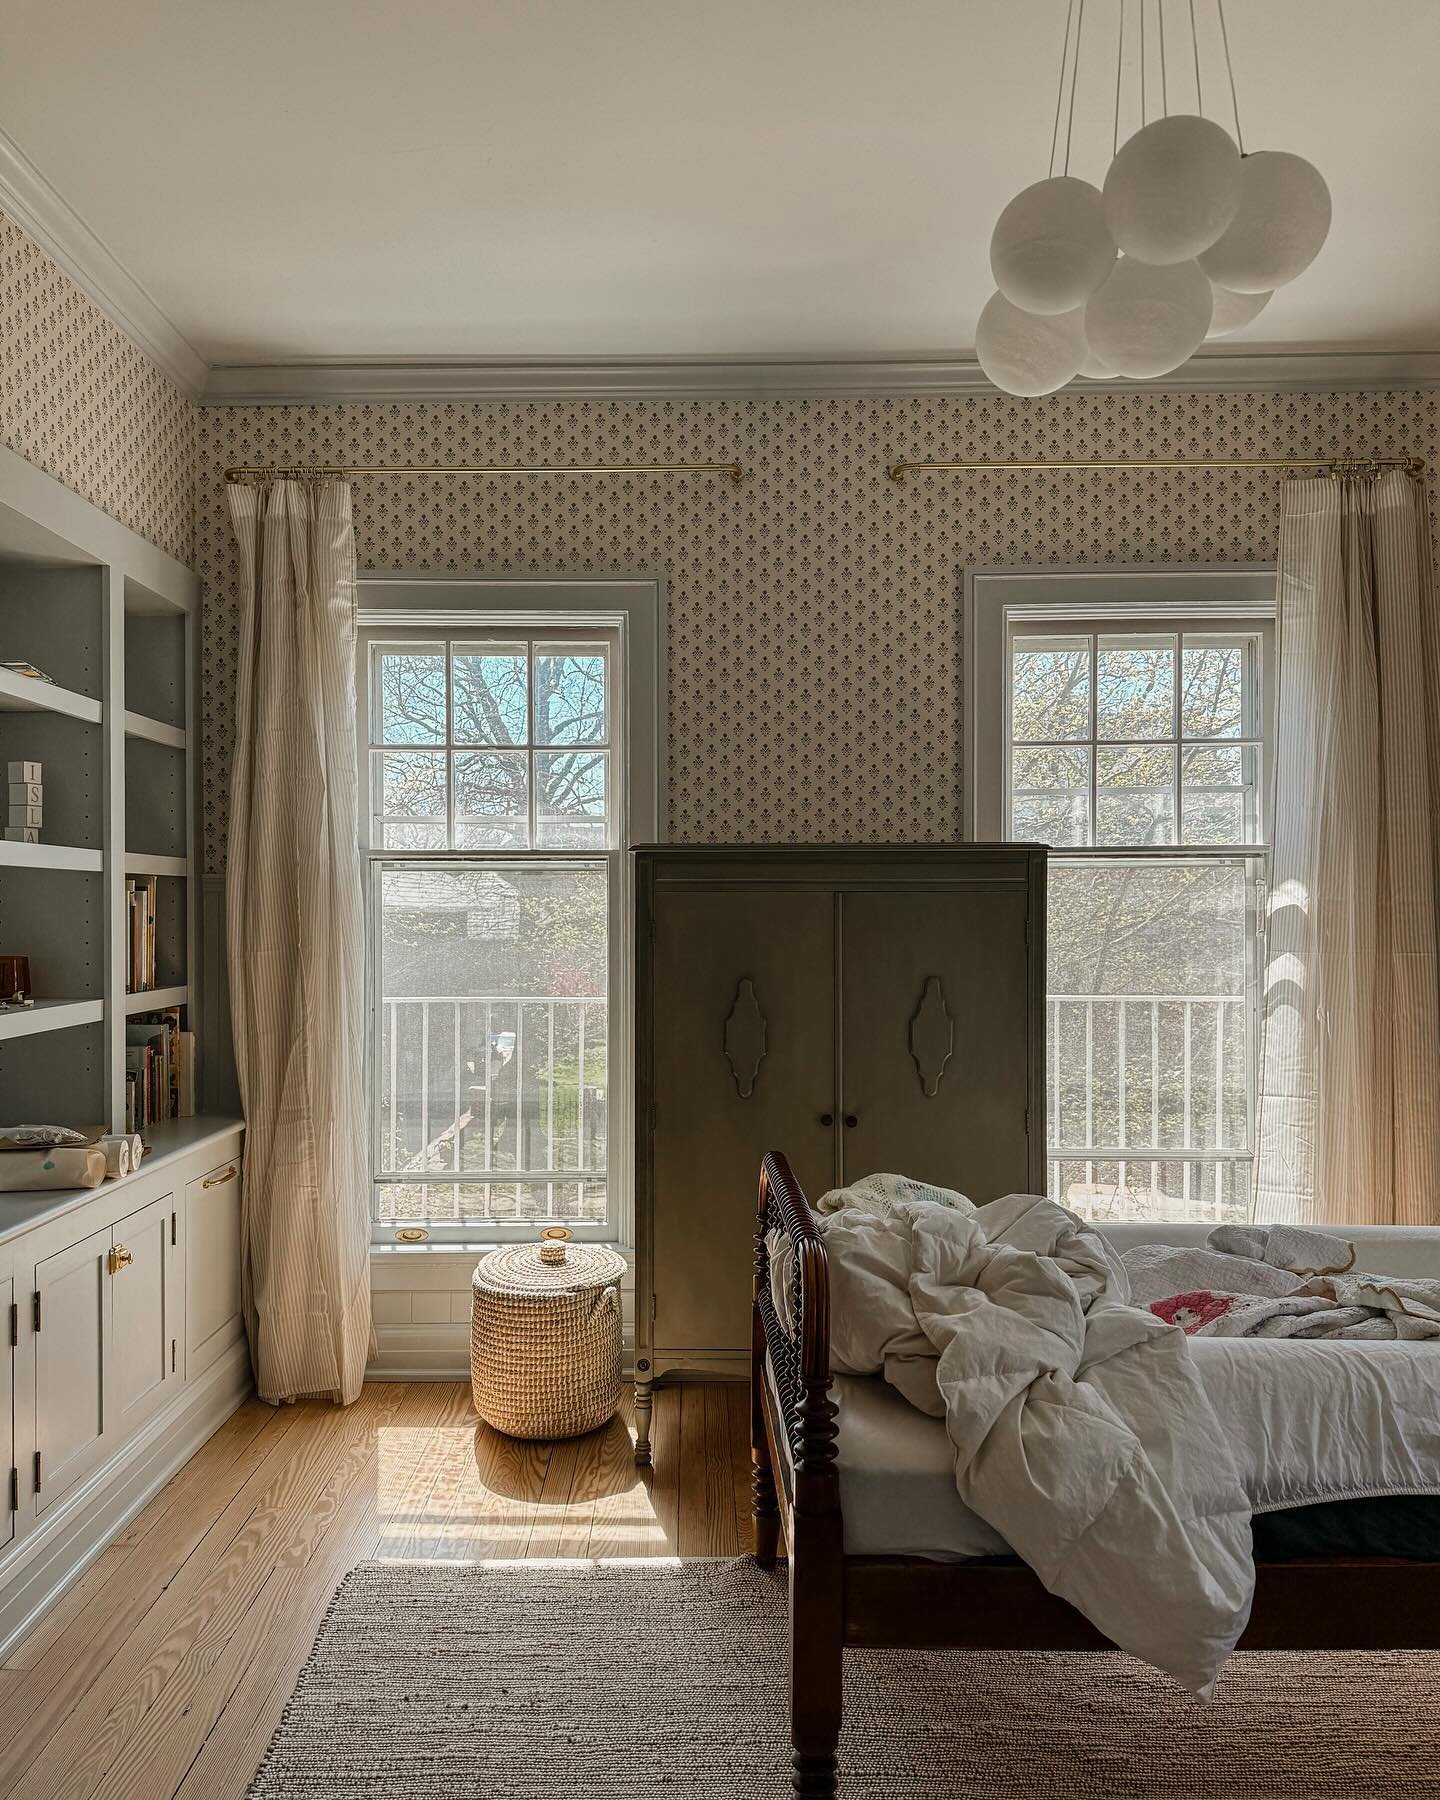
0,1116,244,1248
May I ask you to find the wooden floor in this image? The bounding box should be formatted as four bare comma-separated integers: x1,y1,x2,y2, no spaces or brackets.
0,1380,753,1800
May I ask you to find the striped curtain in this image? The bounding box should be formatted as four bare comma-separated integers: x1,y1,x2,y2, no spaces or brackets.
226,479,372,1403
1255,470,1440,1225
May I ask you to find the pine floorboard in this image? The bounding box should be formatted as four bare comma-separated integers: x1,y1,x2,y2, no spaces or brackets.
0,1379,752,1800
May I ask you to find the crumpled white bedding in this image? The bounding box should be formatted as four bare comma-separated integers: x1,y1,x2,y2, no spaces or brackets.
777,1172,1254,1696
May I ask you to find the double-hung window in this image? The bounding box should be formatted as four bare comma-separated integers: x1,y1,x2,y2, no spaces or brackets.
969,570,1275,1224
357,580,661,1245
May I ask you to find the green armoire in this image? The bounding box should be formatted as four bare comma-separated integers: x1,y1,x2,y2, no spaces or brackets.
632,845,1047,1463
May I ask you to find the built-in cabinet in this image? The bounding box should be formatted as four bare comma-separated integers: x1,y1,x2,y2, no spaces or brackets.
0,1118,247,1655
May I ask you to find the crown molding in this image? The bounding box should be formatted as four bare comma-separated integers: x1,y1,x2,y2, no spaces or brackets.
202,347,1440,404
0,129,207,399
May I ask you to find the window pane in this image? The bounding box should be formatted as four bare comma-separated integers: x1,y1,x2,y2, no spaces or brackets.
535,749,609,848
1097,637,1174,740
1011,746,1091,846
1051,1157,1253,1225
373,644,446,744
534,646,608,746
1096,745,1176,846
454,750,528,848
1181,640,1246,739
376,863,609,1224
451,644,528,745
1181,745,1260,845
374,749,447,850
1047,858,1254,1220
1010,638,1090,741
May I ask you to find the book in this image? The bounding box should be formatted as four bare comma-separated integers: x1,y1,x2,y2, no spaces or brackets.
125,875,160,992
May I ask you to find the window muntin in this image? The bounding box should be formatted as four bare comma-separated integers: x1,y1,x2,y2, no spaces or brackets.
363,631,620,1240
1006,623,1269,1225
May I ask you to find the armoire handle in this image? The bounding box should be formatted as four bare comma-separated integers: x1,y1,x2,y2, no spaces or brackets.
819,1112,834,1128
843,1113,858,1129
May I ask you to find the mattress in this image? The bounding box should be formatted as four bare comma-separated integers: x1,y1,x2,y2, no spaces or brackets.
779,1337,1440,1562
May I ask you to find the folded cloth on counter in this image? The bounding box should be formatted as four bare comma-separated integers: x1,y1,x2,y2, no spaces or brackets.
1125,1224,1440,1340
0,1145,106,1190
781,1172,1253,1697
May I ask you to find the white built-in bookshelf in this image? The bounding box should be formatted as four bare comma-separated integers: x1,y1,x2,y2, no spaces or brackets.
0,445,198,1134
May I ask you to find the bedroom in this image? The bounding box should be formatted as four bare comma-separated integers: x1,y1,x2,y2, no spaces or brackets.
0,1,1438,1795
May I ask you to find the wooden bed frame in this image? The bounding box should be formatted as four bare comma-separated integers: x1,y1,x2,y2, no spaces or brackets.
752,1149,1440,1798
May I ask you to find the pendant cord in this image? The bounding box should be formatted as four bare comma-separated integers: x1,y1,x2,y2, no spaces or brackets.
1158,0,1168,116
1113,0,1126,157
1217,0,1245,151
1189,0,1202,113
1140,0,1147,127
1064,0,1086,175
1049,0,1077,177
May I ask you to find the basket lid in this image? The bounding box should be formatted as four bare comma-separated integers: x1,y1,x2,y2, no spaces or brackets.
472,1241,626,1297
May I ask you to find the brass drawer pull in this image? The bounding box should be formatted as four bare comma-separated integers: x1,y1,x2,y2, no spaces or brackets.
202,1165,237,1189
108,1245,134,1275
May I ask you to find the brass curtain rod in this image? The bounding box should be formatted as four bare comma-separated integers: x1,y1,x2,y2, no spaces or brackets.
887,456,1427,482
223,461,744,484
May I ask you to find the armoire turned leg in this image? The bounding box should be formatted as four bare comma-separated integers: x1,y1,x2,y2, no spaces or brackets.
752,1456,780,1567
633,1369,654,1466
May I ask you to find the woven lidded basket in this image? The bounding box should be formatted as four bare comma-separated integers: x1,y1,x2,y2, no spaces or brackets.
470,1237,626,1440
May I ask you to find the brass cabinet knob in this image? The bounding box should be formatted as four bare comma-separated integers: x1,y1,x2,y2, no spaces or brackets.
202,1164,237,1189
108,1245,134,1275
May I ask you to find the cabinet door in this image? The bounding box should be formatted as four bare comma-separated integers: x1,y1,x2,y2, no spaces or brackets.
649,887,835,1353
840,885,1037,1202
110,1195,175,1440
34,1225,111,1514
186,1158,244,1378
0,1274,12,1550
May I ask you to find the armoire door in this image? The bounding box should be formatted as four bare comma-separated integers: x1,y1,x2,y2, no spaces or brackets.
839,884,1037,1202
0,1274,12,1550
650,885,835,1352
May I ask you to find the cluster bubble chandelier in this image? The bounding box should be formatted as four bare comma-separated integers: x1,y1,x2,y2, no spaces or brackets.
977,0,1331,395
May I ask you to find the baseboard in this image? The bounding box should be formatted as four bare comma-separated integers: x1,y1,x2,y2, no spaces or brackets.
0,1343,253,1659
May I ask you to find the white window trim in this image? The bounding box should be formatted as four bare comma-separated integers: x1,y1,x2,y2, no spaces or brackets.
965,566,1278,1219
964,567,1276,841
357,576,665,1254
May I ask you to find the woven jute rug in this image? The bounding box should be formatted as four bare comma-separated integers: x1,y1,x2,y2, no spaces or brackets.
249,1559,1440,1798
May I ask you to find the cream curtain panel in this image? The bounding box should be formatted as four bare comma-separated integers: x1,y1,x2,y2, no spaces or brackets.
1255,470,1440,1226
226,479,372,1403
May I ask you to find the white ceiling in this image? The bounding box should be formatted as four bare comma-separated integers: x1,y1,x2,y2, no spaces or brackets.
1,0,1438,371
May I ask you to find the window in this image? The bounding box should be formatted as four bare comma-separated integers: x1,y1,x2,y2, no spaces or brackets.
358,580,661,1245
969,571,1274,1224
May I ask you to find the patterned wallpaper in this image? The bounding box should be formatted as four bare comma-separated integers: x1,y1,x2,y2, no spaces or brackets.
196,391,1438,873
0,209,195,563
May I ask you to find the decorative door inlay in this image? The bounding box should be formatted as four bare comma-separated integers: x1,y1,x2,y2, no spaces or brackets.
909,976,954,1097
723,978,768,1098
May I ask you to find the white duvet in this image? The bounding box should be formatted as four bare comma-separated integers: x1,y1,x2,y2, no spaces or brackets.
775,1173,1255,1696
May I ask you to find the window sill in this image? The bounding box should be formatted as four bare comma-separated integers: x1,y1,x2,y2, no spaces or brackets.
369,1240,634,1262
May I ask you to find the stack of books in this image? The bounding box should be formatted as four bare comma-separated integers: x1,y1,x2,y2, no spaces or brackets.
126,875,159,991
7,760,42,843
125,1006,196,1129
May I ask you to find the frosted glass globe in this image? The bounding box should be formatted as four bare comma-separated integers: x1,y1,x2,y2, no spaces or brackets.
975,292,1086,395
1205,283,1272,337
1077,340,1120,378
1103,115,1241,264
1084,257,1214,378
990,176,1117,315
1198,150,1331,291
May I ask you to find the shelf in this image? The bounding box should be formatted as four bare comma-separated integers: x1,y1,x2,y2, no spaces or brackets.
123,710,186,751
0,840,103,871
124,853,187,877
0,997,104,1042
124,985,189,1014
0,665,101,723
